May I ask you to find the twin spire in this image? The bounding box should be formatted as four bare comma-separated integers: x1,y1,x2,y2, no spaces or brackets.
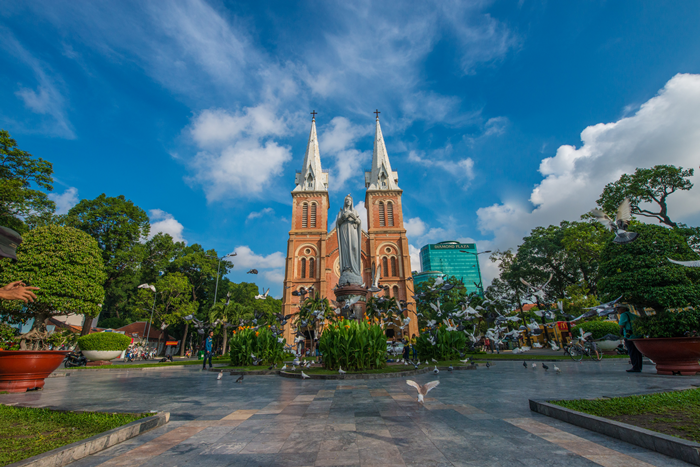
293,111,399,193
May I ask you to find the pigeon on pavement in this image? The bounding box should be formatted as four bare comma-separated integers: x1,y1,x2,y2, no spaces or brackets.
235,375,244,383
301,371,310,379
217,371,223,380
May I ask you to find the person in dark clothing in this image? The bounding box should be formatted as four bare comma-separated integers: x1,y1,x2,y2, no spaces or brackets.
202,331,214,369
618,306,642,372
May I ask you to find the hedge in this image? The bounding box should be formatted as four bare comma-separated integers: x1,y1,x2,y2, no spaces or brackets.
77,332,131,351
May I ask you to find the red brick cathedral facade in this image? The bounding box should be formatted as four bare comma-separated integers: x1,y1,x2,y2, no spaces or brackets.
281,115,418,343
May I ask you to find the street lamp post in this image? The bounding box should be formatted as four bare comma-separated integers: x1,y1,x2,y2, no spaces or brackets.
459,249,491,295
137,284,157,352
208,252,237,306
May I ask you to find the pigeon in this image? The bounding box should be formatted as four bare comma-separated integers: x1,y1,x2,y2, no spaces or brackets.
668,258,700,268
485,362,491,369
554,365,561,373
281,364,287,371
368,263,383,293
235,375,244,383
532,363,537,368
217,371,223,380
268,365,274,370
338,367,346,374
523,361,527,369
301,371,310,379
433,365,439,374
406,380,440,403
254,288,270,300
590,198,638,244
432,358,438,363
448,365,453,372
542,363,549,371
460,358,470,364
291,365,296,371
520,274,553,302
247,269,259,274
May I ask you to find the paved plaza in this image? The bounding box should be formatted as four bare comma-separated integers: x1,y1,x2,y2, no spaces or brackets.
4,359,700,466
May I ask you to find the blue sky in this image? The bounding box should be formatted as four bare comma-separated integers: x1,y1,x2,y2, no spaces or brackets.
2,1,700,297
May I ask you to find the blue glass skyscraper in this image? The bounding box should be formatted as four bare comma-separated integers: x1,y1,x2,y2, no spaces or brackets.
418,241,484,296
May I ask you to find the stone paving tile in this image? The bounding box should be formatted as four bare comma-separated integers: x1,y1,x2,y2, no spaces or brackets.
5,359,699,466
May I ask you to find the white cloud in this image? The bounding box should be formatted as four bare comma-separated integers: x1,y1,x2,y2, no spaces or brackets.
233,245,285,269
477,73,700,253
408,150,476,183
185,106,294,201
1,28,75,139
148,209,186,243
404,217,427,238
263,269,285,284
48,187,78,214
247,207,274,220
319,117,372,190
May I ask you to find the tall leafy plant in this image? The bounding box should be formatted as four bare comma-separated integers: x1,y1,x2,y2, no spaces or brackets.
415,327,467,361
319,320,386,371
229,326,285,366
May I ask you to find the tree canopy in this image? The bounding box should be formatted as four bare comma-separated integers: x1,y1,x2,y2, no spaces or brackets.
0,129,55,232
0,225,105,328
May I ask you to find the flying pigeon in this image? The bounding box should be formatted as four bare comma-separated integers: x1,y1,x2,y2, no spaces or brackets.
254,288,270,300
217,370,223,380
668,258,700,268
589,198,638,244
406,380,440,403
520,274,553,301
247,269,259,274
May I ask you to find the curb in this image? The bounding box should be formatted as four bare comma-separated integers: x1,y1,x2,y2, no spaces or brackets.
529,399,700,466
7,411,170,467
279,367,432,380
52,364,227,375
228,370,280,375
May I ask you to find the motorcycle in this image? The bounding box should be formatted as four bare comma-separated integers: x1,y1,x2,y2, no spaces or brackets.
615,343,628,355
64,350,87,368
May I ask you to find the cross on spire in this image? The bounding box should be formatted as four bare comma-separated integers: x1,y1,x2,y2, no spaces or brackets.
310,110,317,121
374,109,380,120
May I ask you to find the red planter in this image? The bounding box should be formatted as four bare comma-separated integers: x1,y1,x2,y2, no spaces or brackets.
631,337,700,376
0,350,70,392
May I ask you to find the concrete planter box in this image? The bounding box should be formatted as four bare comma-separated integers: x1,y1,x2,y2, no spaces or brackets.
82,350,123,362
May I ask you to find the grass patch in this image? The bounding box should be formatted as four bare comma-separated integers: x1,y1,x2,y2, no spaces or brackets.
469,353,626,361
551,388,700,443
0,405,148,465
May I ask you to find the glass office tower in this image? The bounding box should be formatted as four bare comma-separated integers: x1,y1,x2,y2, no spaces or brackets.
419,241,484,296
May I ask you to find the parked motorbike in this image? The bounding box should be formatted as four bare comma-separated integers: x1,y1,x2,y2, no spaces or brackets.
615,343,628,355
64,350,88,368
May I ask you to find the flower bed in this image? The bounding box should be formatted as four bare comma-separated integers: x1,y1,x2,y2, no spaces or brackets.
319,320,386,371
228,327,284,366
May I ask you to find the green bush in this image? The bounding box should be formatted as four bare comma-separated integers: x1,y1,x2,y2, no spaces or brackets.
229,327,284,366
416,327,466,361
571,321,621,340
633,308,700,338
0,323,19,351
77,332,131,351
319,320,386,371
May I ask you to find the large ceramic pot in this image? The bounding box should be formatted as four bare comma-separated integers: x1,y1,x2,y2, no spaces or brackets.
82,350,123,362
597,340,622,351
631,337,700,376
0,350,70,392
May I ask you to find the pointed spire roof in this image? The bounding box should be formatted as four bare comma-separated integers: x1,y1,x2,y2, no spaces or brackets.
294,113,328,192
365,113,399,190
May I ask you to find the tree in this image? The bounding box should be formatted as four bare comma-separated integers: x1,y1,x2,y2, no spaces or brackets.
210,300,251,355
598,223,700,313
133,272,197,354
560,221,611,295
0,225,105,335
64,194,150,321
597,165,694,228
294,293,334,356
0,129,55,232
414,276,468,330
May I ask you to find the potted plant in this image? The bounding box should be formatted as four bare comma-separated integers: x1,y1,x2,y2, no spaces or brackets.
598,224,700,375
77,332,132,362
0,225,105,392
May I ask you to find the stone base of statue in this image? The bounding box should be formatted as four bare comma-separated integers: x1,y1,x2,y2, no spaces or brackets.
334,284,368,321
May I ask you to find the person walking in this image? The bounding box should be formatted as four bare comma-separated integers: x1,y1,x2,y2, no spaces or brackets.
202,331,214,370
618,306,642,372
410,334,417,360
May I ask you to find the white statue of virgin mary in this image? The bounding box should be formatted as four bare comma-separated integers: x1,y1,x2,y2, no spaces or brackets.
336,194,363,286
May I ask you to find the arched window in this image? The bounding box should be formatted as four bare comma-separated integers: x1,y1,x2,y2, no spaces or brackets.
382,257,388,278
302,203,308,228
391,257,397,277
379,202,386,227
309,257,315,279
393,285,400,300
300,258,306,279
310,203,317,228
387,202,394,226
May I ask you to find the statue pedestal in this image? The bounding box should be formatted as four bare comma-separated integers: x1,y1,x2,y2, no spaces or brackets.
334,285,368,321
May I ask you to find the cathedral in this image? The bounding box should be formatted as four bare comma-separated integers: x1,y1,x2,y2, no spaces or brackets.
281,113,419,344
